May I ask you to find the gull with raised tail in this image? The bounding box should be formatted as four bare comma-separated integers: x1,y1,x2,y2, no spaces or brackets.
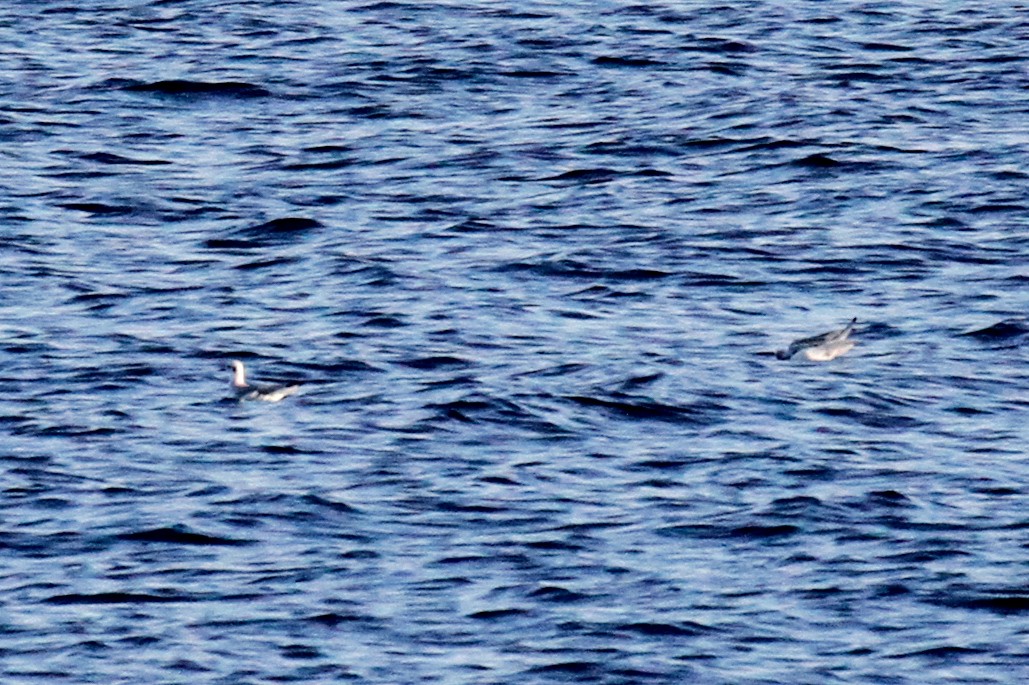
776,318,857,361
230,359,301,402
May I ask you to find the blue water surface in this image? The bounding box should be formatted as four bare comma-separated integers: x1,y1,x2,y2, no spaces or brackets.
1,2,1027,683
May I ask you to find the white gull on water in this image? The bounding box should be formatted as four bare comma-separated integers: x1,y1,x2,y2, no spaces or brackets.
230,360,301,402
776,318,857,361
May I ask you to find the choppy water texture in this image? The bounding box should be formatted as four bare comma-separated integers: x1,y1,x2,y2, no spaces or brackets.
1,2,1028,683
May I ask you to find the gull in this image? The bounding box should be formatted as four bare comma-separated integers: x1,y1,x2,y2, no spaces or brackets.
776,318,857,361
230,359,301,402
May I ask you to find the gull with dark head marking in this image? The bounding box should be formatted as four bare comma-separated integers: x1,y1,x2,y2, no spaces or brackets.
230,359,301,402
776,318,857,361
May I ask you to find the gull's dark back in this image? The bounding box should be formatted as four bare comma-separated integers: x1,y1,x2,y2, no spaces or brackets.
776,318,857,360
